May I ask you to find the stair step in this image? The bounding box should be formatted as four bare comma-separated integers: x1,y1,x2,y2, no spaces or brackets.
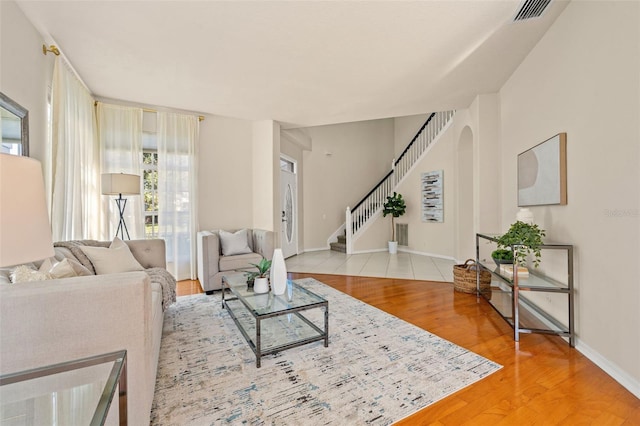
337,235,346,244
330,242,347,253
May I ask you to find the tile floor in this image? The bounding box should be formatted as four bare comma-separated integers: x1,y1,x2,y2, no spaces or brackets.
285,250,455,282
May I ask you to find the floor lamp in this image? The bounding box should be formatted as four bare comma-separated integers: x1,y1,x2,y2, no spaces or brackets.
0,154,55,267
101,173,140,240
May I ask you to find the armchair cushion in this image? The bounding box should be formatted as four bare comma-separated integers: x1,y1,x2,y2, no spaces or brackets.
219,229,252,256
219,252,263,272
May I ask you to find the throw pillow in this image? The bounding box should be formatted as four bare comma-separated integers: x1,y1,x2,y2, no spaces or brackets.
219,229,252,256
39,258,91,279
79,237,145,275
0,269,11,284
11,265,50,283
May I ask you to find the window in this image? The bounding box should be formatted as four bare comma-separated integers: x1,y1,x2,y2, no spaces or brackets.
142,112,158,239
280,158,295,173
142,150,158,238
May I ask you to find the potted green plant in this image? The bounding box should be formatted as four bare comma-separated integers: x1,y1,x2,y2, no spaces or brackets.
495,221,546,267
382,192,406,254
247,258,272,293
490,248,514,266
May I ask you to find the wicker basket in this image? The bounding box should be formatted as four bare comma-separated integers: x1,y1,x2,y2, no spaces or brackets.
453,259,491,294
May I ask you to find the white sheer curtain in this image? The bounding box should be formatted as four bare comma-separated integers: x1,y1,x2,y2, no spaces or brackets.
50,57,100,241
97,103,144,240
157,112,199,280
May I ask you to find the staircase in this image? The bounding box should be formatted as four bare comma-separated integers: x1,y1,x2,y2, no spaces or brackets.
330,110,455,254
329,231,347,253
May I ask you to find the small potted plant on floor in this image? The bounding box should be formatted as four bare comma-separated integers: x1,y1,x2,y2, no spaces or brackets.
247,258,272,293
495,221,546,267
382,192,406,254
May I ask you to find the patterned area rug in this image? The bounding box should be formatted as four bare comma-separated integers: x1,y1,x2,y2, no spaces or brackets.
151,278,501,425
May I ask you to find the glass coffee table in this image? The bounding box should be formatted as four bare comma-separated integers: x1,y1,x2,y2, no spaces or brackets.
222,274,329,367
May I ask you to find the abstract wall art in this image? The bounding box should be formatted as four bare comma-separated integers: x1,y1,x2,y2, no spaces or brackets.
421,170,443,222
518,133,567,206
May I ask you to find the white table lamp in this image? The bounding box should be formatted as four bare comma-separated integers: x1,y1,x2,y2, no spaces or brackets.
0,154,55,267
101,173,140,240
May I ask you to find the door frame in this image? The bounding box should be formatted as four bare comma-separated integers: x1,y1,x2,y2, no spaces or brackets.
280,154,299,258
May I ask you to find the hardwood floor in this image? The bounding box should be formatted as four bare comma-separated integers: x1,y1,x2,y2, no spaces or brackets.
176,274,640,425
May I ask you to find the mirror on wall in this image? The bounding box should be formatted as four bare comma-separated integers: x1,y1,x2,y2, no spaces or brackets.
0,92,29,156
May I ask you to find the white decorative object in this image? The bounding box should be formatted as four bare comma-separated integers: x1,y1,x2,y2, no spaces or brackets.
516,208,534,224
254,277,269,294
388,241,398,254
270,249,287,295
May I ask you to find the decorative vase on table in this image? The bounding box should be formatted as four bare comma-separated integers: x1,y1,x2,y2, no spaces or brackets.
270,249,287,295
516,208,534,224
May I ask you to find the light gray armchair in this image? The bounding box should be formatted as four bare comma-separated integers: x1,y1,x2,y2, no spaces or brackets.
197,229,274,294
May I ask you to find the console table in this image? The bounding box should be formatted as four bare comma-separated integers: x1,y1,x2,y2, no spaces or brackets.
476,233,574,346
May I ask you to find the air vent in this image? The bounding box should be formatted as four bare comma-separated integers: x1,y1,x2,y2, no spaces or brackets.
396,224,409,247
513,0,551,21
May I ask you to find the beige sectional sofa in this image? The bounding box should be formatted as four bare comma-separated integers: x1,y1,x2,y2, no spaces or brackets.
0,239,174,425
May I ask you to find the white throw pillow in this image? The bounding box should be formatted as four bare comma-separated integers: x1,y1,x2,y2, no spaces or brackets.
11,265,50,283
79,237,144,275
219,229,252,256
39,258,91,279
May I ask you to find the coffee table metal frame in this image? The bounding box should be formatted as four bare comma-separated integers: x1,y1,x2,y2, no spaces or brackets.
222,274,328,367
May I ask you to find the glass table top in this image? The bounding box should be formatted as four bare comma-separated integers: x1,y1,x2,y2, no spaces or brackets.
0,351,126,426
223,274,327,316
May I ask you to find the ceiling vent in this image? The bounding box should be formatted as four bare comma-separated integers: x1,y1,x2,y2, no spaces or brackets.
513,0,552,21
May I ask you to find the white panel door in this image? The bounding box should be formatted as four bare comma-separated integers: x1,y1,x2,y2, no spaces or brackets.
280,168,298,258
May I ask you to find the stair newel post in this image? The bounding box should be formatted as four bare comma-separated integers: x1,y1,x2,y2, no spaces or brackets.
391,159,397,187
345,206,353,254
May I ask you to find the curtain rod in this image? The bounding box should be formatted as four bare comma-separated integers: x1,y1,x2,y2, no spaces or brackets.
94,101,204,121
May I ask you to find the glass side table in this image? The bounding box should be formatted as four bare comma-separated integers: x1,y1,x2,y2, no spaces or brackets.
0,350,127,426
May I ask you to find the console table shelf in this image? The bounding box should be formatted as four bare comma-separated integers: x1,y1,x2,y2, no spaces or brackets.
476,233,574,347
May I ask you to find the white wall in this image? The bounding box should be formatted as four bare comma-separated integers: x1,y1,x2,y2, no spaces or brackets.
197,115,254,231
252,120,280,235
387,124,457,256
0,1,52,163
302,119,394,250
499,1,639,394
393,113,429,158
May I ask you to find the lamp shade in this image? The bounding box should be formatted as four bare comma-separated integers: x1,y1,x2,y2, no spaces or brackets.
101,173,140,195
0,154,55,267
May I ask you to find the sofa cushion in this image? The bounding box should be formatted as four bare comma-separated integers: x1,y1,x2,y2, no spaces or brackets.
219,252,263,272
219,229,252,256
39,258,92,279
80,237,145,275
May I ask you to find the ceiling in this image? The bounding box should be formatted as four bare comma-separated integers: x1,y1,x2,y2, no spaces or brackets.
18,0,569,128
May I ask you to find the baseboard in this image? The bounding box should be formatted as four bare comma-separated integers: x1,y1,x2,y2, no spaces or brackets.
351,248,388,254
302,246,331,253
575,338,640,399
397,247,456,261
